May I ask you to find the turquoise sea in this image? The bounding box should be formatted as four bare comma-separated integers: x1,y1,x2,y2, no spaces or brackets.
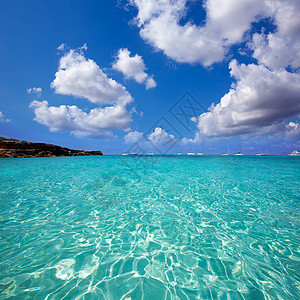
0,155,299,299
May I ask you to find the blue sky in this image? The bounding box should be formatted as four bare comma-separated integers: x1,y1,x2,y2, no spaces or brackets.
0,0,299,154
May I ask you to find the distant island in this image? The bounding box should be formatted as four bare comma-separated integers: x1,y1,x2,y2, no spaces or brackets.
0,137,103,158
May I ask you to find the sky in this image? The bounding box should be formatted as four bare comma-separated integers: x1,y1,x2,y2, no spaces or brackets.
0,0,299,155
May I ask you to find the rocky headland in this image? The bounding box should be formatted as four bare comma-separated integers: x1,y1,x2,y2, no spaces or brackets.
0,137,103,158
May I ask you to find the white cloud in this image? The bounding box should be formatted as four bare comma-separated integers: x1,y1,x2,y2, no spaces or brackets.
112,48,156,89
192,0,300,138
145,77,156,89
57,44,66,51
31,46,134,138
249,0,300,70
129,0,300,139
148,127,176,145
27,87,42,97
267,0,300,38
181,132,202,146
181,137,195,146
51,47,133,105
285,121,300,137
129,0,267,65
250,33,300,70
129,0,300,70
124,131,143,144
0,111,10,123
196,60,300,137
30,100,131,138
258,121,300,139
131,106,143,117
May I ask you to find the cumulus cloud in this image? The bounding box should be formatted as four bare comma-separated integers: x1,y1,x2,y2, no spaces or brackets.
256,121,300,139
285,121,300,137
148,127,176,145
129,0,300,139
51,47,133,105
249,0,300,70
181,132,202,145
193,0,300,138
250,33,300,71
112,48,156,89
145,77,156,89
27,87,42,97
31,46,134,138
129,0,267,65
129,1,299,70
196,60,300,137
0,111,10,123
30,100,131,138
124,130,143,144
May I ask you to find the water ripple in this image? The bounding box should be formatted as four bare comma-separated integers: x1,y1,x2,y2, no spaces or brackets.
0,156,299,299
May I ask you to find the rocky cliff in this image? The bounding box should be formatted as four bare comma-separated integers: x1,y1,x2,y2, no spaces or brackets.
0,138,103,158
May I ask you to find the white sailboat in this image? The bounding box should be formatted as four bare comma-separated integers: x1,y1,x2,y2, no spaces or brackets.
187,145,195,155
234,152,244,156
222,144,230,155
288,150,300,156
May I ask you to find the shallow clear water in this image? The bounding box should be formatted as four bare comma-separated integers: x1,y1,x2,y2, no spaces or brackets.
0,155,299,299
